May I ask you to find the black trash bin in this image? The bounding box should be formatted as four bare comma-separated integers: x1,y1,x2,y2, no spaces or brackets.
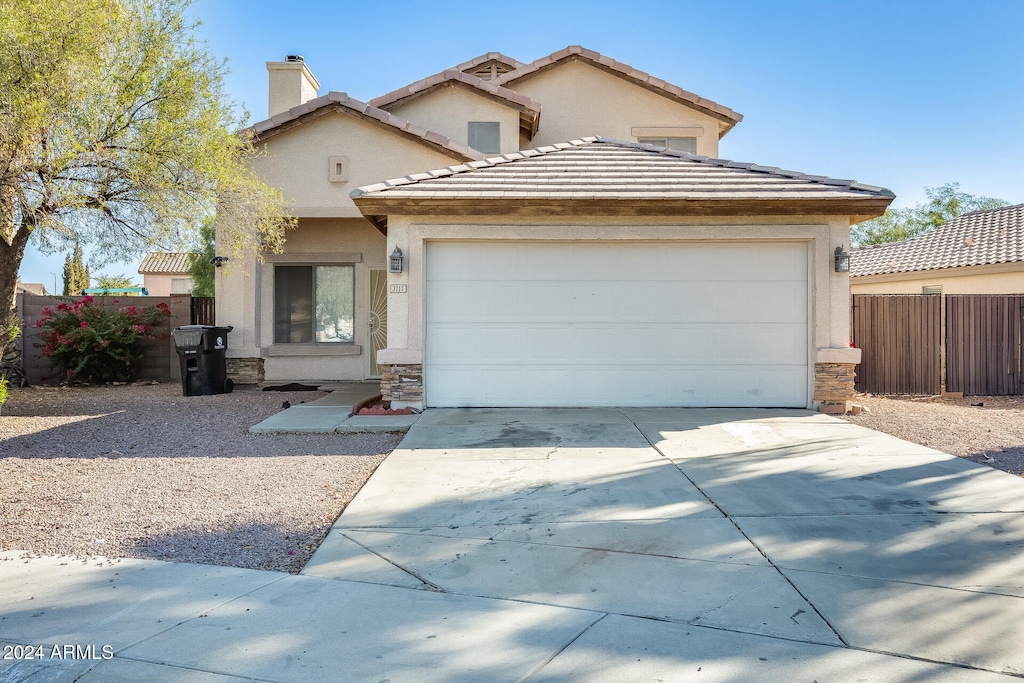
171,325,234,396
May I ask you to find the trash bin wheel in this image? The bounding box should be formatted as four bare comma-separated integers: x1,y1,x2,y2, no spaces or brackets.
224,378,234,394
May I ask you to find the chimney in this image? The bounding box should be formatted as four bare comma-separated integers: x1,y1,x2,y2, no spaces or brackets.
266,55,321,118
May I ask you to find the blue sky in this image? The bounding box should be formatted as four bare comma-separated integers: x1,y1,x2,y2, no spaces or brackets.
18,0,1024,289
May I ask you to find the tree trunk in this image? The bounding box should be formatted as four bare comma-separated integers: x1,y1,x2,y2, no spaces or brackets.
0,188,32,343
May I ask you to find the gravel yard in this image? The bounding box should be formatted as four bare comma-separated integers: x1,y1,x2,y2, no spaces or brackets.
841,394,1024,476
0,383,401,572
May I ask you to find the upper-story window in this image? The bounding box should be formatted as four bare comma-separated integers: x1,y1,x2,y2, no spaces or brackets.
638,137,697,154
468,121,500,154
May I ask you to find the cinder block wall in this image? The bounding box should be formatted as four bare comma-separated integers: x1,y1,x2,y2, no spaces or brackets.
19,294,191,385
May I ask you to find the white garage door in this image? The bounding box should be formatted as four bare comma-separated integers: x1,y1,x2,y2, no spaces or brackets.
425,242,808,407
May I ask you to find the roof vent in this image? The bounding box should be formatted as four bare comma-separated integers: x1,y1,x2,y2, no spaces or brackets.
286,54,304,63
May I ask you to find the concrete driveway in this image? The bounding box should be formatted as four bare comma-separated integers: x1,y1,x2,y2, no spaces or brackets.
3,408,1024,681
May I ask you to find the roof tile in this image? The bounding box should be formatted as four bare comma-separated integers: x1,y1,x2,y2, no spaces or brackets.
851,204,1024,276
351,137,894,206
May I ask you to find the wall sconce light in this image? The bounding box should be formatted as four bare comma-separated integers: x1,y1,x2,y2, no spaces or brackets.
834,245,850,273
210,256,229,268
389,246,404,273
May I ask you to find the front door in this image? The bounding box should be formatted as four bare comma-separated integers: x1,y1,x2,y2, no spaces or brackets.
368,269,388,378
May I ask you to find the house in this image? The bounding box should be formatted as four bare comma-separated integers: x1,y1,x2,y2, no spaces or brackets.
850,204,1024,294
15,283,47,297
138,252,193,296
219,46,893,409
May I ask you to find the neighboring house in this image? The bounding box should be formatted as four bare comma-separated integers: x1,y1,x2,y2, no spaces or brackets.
850,204,1024,294
139,252,193,296
15,283,47,297
220,46,893,409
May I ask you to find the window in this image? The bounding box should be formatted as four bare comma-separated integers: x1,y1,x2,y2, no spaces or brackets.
170,278,192,294
468,121,500,154
274,265,354,343
638,137,697,154
922,285,943,295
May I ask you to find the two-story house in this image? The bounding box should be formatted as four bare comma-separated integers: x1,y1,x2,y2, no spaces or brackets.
218,46,893,410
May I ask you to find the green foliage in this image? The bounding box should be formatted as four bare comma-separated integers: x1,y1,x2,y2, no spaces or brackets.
0,377,7,405
62,242,90,295
5,314,19,343
187,218,216,297
36,296,171,383
94,274,139,290
0,0,293,345
852,183,1010,246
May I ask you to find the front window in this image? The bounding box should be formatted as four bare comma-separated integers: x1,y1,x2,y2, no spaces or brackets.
638,136,697,154
274,265,354,343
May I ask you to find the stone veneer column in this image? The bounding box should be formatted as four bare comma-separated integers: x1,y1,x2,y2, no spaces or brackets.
380,364,423,403
226,358,265,385
813,362,857,414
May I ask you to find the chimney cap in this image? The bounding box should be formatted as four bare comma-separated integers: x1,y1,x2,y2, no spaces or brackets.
285,54,304,63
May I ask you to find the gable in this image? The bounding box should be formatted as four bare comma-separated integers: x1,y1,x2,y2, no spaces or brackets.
385,86,523,154
501,60,728,155
251,110,473,218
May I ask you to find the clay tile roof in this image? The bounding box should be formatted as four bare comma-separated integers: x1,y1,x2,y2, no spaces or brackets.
494,45,743,134
850,204,1024,277
139,252,192,274
351,137,893,214
244,92,484,162
452,52,526,73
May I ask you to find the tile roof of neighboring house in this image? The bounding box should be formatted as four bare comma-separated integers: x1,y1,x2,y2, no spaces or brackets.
246,92,485,162
15,282,47,296
351,137,894,221
369,70,542,139
494,45,744,134
850,203,1024,277
139,252,192,274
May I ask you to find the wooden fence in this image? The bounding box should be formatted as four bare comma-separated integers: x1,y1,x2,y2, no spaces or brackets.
853,294,1024,396
191,296,216,325
946,295,1024,396
852,294,941,395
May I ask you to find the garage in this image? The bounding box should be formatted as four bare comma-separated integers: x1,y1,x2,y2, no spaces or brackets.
425,240,809,407
353,137,892,411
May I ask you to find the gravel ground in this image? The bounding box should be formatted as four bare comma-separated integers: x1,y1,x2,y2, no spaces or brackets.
841,394,1024,476
0,383,401,573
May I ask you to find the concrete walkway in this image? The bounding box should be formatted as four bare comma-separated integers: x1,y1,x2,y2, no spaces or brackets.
248,382,420,434
3,408,1024,681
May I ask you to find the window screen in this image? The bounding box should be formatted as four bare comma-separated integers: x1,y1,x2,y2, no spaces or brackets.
638,137,697,154
468,121,500,154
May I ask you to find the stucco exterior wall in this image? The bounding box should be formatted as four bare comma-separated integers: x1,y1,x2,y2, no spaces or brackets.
377,213,858,408
142,273,192,296
218,217,386,382
386,87,522,154
851,264,1024,294
249,112,466,218
509,61,723,156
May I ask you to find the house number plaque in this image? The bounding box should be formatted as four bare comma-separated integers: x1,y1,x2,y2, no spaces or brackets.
389,284,408,293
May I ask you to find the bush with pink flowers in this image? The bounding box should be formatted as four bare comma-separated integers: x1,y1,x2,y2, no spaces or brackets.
37,296,171,384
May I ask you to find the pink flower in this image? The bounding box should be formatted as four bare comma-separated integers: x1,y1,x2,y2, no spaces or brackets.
42,307,51,315
113,298,120,304
132,324,146,334
81,295,94,303
80,321,89,329
66,369,74,378
57,303,69,311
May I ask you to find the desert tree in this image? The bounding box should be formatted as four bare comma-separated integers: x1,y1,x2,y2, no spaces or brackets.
0,0,292,337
